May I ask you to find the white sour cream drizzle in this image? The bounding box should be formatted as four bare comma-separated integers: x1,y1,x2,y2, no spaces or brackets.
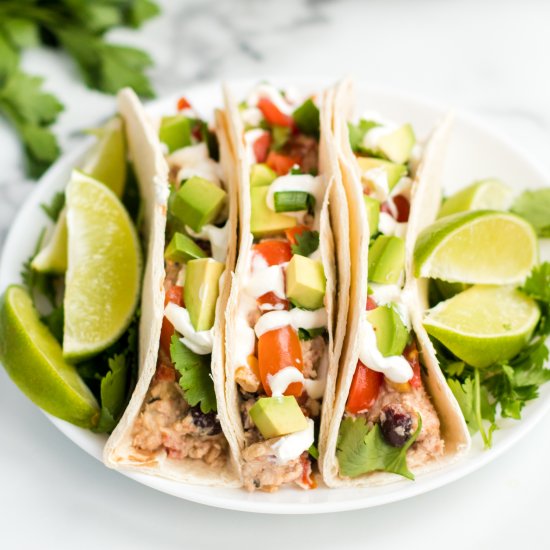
362,124,397,152
168,143,222,186
244,265,286,300
358,314,412,383
266,174,323,213
186,220,230,263
268,367,304,397
378,212,408,238
241,106,263,127
164,302,214,355
363,167,390,203
254,309,327,339
271,418,314,465
247,83,294,115
244,128,266,165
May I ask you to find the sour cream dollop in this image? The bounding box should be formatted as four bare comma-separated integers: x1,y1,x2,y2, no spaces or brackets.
186,221,230,263
164,302,214,355
254,309,327,339
270,418,314,464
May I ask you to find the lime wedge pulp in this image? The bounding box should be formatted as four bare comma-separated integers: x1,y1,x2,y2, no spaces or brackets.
63,171,141,362
438,179,514,219
0,286,100,428
32,117,127,274
414,210,538,284
424,285,540,368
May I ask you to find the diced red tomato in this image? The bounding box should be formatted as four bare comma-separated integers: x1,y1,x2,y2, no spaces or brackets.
266,151,300,176
285,225,308,245
257,98,294,127
404,341,422,388
253,240,292,266
257,292,290,311
346,361,383,414
381,195,410,223
160,285,184,356
366,296,377,311
253,132,271,163
258,325,303,396
177,96,191,111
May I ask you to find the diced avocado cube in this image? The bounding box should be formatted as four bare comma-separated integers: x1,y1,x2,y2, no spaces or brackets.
159,115,192,153
164,232,207,263
356,157,408,192
249,396,308,439
377,124,416,164
184,258,225,331
363,195,380,237
250,186,296,237
172,176,227,232
286,254,326,310
251,163,277,187
368,235,405,284
367,305,409,357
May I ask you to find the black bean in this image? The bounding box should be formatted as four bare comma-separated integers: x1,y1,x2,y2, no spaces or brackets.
190,406,222,435
379,404,413,448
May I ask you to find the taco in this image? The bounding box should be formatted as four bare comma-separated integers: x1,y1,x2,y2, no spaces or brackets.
223,82,349,492
103,89,241,486
320,79,470,487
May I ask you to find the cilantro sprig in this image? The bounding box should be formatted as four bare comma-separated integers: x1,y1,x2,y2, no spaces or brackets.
291,229,319,257
337,415,422,480
440,262,550,447
0,0,159,176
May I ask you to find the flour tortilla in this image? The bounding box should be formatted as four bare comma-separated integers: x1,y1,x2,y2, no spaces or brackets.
222,84,349,477
321,78,470,487
103,88,241,487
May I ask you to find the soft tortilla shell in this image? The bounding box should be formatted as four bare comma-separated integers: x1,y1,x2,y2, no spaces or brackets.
103,89,240,487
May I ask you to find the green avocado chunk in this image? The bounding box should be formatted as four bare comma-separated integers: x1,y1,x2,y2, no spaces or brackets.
184,258,225,332
363,195,380,237
286,254,326,310
368,235,405,284
376,124,416,165
250,186,296,237
172,176,227,232
251,163,277,187
367,305,409,357
249,396,308,439
357,157,408,192
159,115,192,153
164,232,207,263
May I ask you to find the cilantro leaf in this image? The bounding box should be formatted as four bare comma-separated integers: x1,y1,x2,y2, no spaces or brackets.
170,335,217,413
298,327,327,341
95,353,129,433
337,415,421,480
348,120,380,153
511,189,550,237
291,230,319,256
293,99,320,137
40,191,65,222
522,262,550,303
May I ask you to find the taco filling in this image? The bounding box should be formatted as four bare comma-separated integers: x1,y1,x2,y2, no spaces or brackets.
337,116,444,479
234,84,330,491
131,100,230,468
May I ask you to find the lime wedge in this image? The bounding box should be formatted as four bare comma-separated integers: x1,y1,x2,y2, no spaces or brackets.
414,210,538,284
0,285,99,428
31,209,68,273
424,285,540,368
63,171,141,362
32,118,127,274
81,117,127,198
438,179,514,218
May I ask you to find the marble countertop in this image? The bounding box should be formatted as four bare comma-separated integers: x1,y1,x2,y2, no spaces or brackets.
1,0,549,547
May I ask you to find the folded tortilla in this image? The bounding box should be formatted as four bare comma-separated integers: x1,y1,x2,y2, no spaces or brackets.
320,78,470,487
222,83,350,490
103,88,241,487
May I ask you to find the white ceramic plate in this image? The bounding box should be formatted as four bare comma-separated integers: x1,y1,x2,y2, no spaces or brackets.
1,79,549,514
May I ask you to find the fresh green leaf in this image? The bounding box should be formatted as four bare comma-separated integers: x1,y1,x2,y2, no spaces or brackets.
291,230,319,256
170,335,217,413
293,99,320,137
522,262,550,303
298,327,327,341
348,120,380,152
272,124,291,150
511,189,550,237
95,353,129,433
1,18,39,49
337,415,421,480
40,191,65,222
0,31,18,83
127,0,162,28
308,444,319,459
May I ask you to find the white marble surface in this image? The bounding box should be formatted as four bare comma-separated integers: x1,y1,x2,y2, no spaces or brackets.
1,0,550,547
